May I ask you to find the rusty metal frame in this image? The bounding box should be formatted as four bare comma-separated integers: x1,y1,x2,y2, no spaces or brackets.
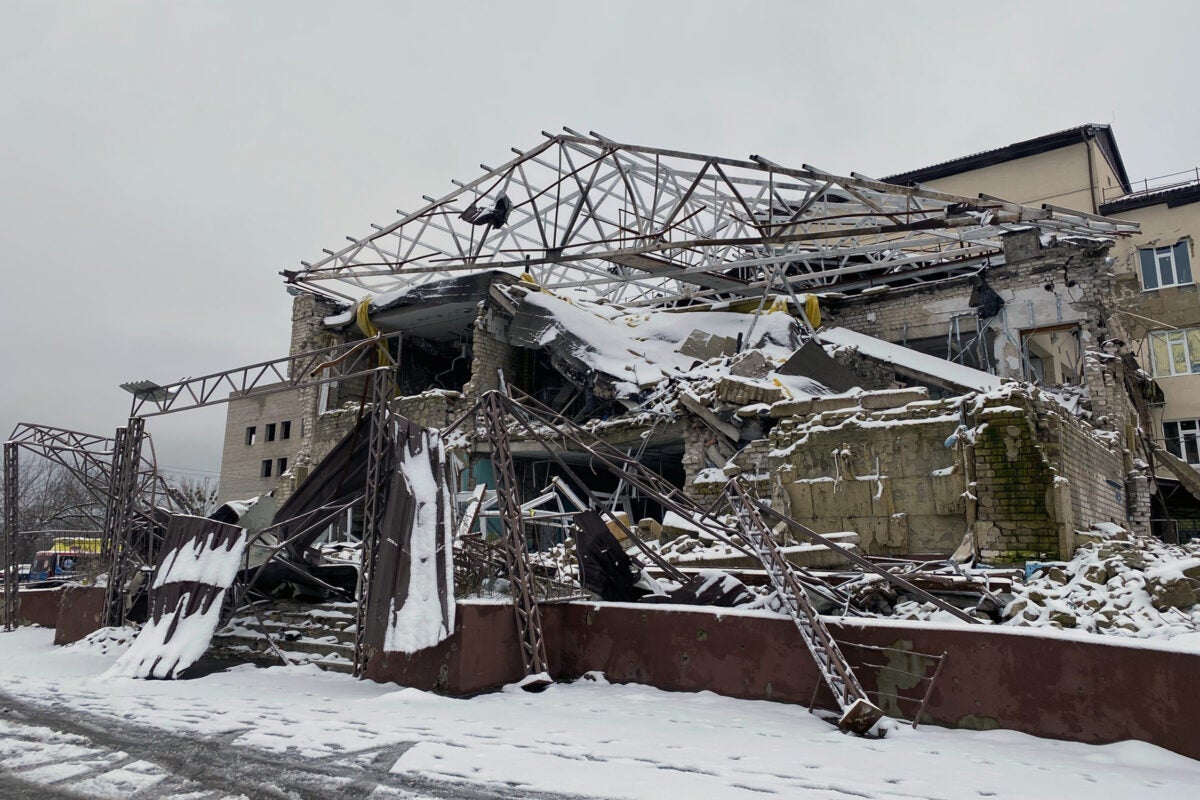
483,391,549,677
724,479,883,734
3,442,18,631
101,418,146,628
353,367,397,676
6,422,190,522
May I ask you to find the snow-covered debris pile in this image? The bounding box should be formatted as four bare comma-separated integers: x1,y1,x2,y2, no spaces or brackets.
69,626,139,657
1001,529,1200,641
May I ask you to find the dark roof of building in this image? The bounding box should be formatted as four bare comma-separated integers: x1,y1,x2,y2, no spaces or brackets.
1099,181,1200,215
883,124,1131,193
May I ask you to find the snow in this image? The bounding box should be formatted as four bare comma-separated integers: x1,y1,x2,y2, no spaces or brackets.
383,429,455,654
819,327,1003,392
2,626,1199,799
520,289,815,396
108,520,250,679
150,527,248,590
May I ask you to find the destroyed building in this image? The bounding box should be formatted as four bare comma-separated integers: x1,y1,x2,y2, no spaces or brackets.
15,127,1200,750
212,129,1161,570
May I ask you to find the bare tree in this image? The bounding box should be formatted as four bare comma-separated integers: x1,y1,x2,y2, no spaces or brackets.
2,456,102,562
171,475,221,517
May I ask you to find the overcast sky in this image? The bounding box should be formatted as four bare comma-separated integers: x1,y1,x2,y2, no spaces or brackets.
3,0,1198,481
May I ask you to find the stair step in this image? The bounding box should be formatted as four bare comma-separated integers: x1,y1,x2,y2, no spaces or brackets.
232,617,357,644
213,631,353,658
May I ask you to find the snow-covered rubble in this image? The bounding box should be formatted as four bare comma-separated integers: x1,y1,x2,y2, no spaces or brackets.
1000,530,1200,642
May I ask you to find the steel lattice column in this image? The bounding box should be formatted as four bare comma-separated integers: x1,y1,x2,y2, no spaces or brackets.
353,367,396,677
483,392,548,677
725,480,883,735
101,417,145,628
3,443,18,632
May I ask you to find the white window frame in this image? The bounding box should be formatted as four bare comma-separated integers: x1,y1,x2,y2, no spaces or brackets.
1163,419,1200,466
1149,328,1200,377
1139,242,1193,291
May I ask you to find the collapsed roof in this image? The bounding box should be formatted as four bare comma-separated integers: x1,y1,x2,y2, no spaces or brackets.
285,129,1137,307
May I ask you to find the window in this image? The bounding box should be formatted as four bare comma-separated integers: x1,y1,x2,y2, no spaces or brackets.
265,422,277,442
1139,242,1192,290
277,457,288,475
1149,329,1200,377
281,420,291,440
245,426,256,446
1164,420,1200,465
260,459,272,478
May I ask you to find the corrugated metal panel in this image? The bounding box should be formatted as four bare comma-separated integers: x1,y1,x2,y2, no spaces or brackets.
363,420,456,657
110,515,248,679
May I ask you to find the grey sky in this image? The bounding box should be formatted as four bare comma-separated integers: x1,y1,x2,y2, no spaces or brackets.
3,0,1198,481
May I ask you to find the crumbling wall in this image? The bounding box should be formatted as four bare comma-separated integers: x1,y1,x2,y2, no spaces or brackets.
463,306,521,396
822,232,1116,384
737,386,1133,561
971,403,1064,561
971,394,1128,562
759,394,966,555
393,390,466,430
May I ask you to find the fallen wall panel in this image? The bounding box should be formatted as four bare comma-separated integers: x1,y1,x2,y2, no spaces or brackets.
109,515,248,679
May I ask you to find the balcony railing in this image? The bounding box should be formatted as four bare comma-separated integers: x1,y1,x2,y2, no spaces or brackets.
1103,167,1200,203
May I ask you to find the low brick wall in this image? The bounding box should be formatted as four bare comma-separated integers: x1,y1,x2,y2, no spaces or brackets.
10,586,63,628
53,585,107,645
366,600,1200,761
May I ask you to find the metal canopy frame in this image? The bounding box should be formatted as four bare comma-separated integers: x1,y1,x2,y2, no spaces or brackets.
287,128,1138,306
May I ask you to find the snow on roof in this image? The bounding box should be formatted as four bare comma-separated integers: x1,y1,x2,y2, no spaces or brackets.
818,327,1003,393
515,288,828,397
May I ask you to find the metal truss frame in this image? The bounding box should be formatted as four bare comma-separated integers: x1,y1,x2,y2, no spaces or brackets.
5,423,187,522
287,129,1139,306
101,418,145,628
122,332,403,417
2,443,18,631
353,367,397,677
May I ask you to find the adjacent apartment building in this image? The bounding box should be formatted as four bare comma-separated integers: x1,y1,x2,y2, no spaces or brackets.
884,123,1200,531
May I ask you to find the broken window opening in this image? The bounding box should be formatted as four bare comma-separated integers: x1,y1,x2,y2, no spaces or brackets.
260,459,272,478
245,426,256,446
1021,324,1082,386
266,423,276,442
281,420,291,440
396,335,471,396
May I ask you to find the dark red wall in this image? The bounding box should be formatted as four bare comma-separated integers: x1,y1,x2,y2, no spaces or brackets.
53,586,106,645
367,601,1200,761
13,586,62,628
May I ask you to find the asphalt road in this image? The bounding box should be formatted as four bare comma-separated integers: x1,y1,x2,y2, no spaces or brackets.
0,689,594,800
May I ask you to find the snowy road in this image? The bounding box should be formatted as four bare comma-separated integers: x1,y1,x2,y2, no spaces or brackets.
0,688,575,799
2,627,1199,799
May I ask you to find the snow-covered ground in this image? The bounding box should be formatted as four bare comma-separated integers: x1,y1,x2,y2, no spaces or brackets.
2,628,1199,799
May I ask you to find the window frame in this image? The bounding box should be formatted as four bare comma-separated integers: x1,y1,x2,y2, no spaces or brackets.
1148,328,1200,377
1163,419,1200,466
1139,241,1193,291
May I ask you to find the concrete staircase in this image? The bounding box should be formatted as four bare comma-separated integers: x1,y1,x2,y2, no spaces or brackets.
210,600,358,674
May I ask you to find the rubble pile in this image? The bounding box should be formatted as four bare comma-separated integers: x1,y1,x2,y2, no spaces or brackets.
1000,529,1200,642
